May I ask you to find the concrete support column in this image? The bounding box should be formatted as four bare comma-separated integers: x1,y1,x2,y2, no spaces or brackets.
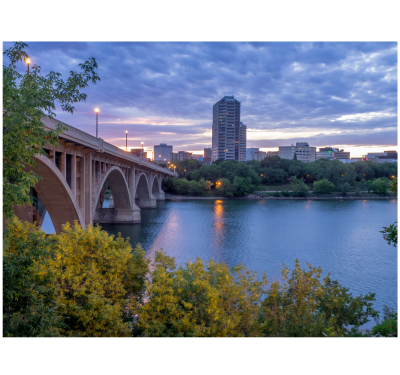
71,150,76,198
61,151,66,178
84,151,93,226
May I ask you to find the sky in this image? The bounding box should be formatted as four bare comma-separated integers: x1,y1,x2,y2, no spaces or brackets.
3,41,398,158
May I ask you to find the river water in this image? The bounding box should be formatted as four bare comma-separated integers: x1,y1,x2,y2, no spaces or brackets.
43,198,398,327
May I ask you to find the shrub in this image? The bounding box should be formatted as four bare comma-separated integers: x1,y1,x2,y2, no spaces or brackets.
371,179,388,196
372,306,397,337
292,180,309,197
282,190,291,197
313,179,335,195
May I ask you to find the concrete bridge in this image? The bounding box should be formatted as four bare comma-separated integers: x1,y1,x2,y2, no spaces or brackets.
13,116,175,233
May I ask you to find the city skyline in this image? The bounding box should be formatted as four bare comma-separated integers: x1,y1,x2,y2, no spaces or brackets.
3,41,397,158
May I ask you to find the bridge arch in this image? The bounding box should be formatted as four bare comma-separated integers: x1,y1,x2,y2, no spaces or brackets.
18,155,84,234
93,166,132,212
92,166,140,224
136,172,156,209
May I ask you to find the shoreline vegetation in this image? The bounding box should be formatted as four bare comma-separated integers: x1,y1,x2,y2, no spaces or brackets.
165,193,396,200
161,157,397,200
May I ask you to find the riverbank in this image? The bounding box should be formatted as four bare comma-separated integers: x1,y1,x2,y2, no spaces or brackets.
165,194,396,200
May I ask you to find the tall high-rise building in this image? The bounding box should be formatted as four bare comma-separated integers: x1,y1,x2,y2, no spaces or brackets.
212,96,246,162
239,122,247,161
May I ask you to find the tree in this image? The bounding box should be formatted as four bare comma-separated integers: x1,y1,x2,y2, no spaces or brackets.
258,260,377,337
371,179,388,196
313,179,335,195
133,251,267,337
3,42,100,219
3,217,63,336
381,177,397,247
291,177,309,197
3,217,149,337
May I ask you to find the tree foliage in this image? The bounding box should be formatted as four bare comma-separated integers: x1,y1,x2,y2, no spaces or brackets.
165,156,397,197
313,179,335,195
3,42,100,218
258,260,377,337
3,217,149,337
134,251,267,337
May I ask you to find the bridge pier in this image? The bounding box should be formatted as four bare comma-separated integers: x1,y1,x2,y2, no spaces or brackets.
136,196,157,209
93,207,141,224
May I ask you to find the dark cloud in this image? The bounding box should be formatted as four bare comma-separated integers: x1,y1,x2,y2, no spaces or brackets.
3,42,397,154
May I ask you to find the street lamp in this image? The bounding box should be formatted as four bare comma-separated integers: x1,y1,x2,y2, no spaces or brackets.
26,58,31,74
95,108,99,137
125,131,128,151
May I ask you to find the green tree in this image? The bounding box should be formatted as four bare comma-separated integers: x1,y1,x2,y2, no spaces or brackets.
3,217,63,336
381,177,397,247
313,179,335,195
258,260,377,337
291,177,309,197
3,217,149,337
3,42,100,219
371,179,388,196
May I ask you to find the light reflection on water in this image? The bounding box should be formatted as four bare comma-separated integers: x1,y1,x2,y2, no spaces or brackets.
45,198,397,329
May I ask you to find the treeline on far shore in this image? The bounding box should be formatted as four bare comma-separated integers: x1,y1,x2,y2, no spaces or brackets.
161,156,397,198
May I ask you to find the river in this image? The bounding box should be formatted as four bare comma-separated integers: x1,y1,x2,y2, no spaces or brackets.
42,198,397,327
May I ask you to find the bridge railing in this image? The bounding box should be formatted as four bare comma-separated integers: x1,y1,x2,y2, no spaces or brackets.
41,116,174,176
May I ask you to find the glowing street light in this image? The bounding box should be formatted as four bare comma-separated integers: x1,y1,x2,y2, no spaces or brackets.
95,108,99,137
125,131,128,151
26,58,31,74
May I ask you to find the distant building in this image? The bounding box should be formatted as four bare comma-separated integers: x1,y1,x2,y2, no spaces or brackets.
171,152,178,161
212,96,245,162
204,148,212,164
177,151,193,161
253,151,267,161
246,148,259,161
266,151,279,157
130,148,147,159
317,147,350,160
279,142,316,163
154,143,173,163
191,154,204,161
363,150,397,163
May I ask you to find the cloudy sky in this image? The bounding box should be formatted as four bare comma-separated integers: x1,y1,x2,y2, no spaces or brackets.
4,42,397,157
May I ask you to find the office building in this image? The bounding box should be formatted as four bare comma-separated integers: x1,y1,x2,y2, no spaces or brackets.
239,122,247,161
253,151,267,161
363,150,397,163
204,148,212,164
246,148,259,161
266,151,279,157
177,151,193,161
212,96,245,162
130,149,147,159
154,143,173,163
317,147,350,160
279,142,316,163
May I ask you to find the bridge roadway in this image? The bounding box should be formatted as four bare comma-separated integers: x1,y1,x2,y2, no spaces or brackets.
13,116,175,234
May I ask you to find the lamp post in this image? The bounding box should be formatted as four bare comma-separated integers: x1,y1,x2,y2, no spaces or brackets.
26,58,31,74
95,108,99,137
141,142,144,158
125,131,128,151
